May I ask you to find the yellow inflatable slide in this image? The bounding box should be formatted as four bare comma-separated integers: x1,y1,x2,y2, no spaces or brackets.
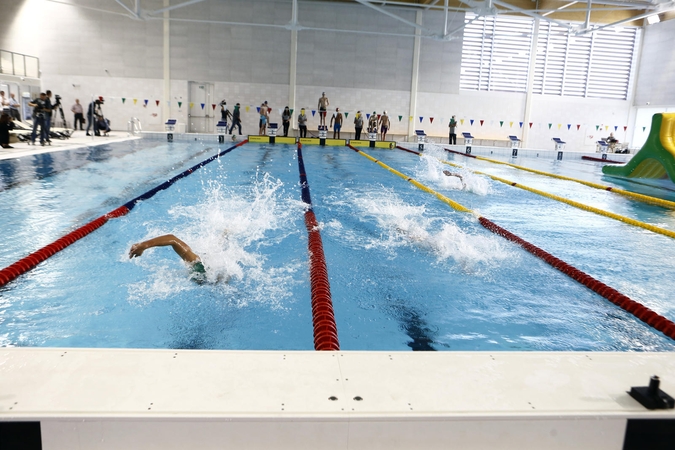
602,113,675,182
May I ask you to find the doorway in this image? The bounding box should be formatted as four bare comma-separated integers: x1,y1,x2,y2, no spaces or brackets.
187,81,215,133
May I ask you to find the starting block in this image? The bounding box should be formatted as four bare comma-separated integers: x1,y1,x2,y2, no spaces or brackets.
415,130,426,152
165,119,177,142
318,125,328,145
462,132,474,154
268,123,278,143
552,137,566,160
508,135,520,157
217,120,228,143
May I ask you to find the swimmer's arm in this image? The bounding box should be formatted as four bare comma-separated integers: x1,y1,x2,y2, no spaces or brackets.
129,234,200,263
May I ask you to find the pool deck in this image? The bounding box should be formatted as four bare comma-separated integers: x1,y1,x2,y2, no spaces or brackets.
1,348,674,449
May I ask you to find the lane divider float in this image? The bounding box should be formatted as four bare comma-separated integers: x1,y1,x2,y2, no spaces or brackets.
348,144,675,341
296,142,340,351
445,148,675,210
0,141,248,288
403,147,675,241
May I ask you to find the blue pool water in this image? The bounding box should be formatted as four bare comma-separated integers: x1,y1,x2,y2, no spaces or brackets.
1,140,674,351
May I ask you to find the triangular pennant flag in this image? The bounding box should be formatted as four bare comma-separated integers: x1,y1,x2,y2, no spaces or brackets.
122,98,126,104
409,116,413,122
548,123,552,129
529,122,533,128
419,117,423,123
256,107,260,113
470,119,474,126
500,121,504,127
623,126,627,131
178,101,182,108
156,100,160,106
460,119,465,125
200,103,205,110
576,124,581,130
189,102,194,109
509,121,513,128
398,115,402,121
290,109,294,115
144,99,149,106
430,117,434,124
167,101,170,107
278,108,283,115
605,125,609,131
133,99,138,105
614,125,618,131
480,120,484,126
212,104,216,110
642,126,646,132
567,124,571,130
344,112,348,118
311,110,316,117
519,122,523,128
245,106,250,112
377,115,381,120
557,124,561,129
596,125,599,130
366,113,371,120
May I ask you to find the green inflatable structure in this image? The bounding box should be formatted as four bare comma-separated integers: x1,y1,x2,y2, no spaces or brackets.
602,113,675,183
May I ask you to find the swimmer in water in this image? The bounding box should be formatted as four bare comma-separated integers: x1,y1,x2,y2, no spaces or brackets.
129,234,207,283
443,169,466,188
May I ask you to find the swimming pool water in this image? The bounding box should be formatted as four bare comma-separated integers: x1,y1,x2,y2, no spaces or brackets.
1,140,674,351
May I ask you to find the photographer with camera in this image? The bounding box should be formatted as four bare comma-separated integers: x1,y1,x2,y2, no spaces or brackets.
44,90,55,142
86,97,104,136
28,92,49,145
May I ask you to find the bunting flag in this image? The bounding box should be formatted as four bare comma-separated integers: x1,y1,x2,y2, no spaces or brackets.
509,121,513,128
518,122,522,128
548,123,552,129
178,101,182,108
643,126,646,132
419,117,423,123
122,98,126,104
623,125,627,131
614,125,618,131
558,124,561,129
529,122,533,128
256,107,260,113
200,103,205,110
167,101,170,107
596,125,599,130
605,125,609,131
567,124,571,130
344,112,348,118
366,113,371,120
480,120,484,126
144,99,148,106
278,108,283,115
245,106,250,112
133,99,138,105
430,117,434,124
409,116,413,122
500,121,504,127
290,109,294,115
470,119,474,126
212,104,216,110
156,100,160,106
378,115,381,121
311,110,316,117
460,119,465,125
577,124,581,130
398,115,403,121
189,102,194,109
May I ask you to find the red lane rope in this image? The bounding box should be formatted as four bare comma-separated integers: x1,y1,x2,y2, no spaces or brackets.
296,142,339,351
0,206,130,288
581,156,624,164
479,217,675,340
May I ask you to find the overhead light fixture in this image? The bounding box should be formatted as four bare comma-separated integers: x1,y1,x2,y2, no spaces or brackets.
647,14,660,25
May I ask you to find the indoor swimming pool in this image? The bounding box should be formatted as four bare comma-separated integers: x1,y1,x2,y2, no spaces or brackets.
1,139,674,352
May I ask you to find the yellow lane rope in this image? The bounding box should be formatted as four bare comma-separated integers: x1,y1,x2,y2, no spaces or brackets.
438,157,675,240
446,149,675,210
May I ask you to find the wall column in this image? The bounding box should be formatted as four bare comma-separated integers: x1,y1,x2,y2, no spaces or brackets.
522,17,539,147
162,0,170,123
407,10,423,140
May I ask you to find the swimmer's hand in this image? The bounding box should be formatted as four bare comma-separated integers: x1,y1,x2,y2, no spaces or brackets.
129,242,146,258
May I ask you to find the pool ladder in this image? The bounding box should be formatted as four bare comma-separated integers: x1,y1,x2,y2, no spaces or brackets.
127,117,142,135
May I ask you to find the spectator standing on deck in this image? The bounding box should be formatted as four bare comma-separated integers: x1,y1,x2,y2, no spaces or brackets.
354,111,363,140
282,106,291,137
0,113,15,149
71,99,84,130
449,115,457,145
8,93,21,121
298,108,307,138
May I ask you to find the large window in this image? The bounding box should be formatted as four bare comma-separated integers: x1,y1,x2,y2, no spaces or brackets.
460,13,640,100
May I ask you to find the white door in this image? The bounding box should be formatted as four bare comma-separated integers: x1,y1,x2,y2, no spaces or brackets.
188,81,215,133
